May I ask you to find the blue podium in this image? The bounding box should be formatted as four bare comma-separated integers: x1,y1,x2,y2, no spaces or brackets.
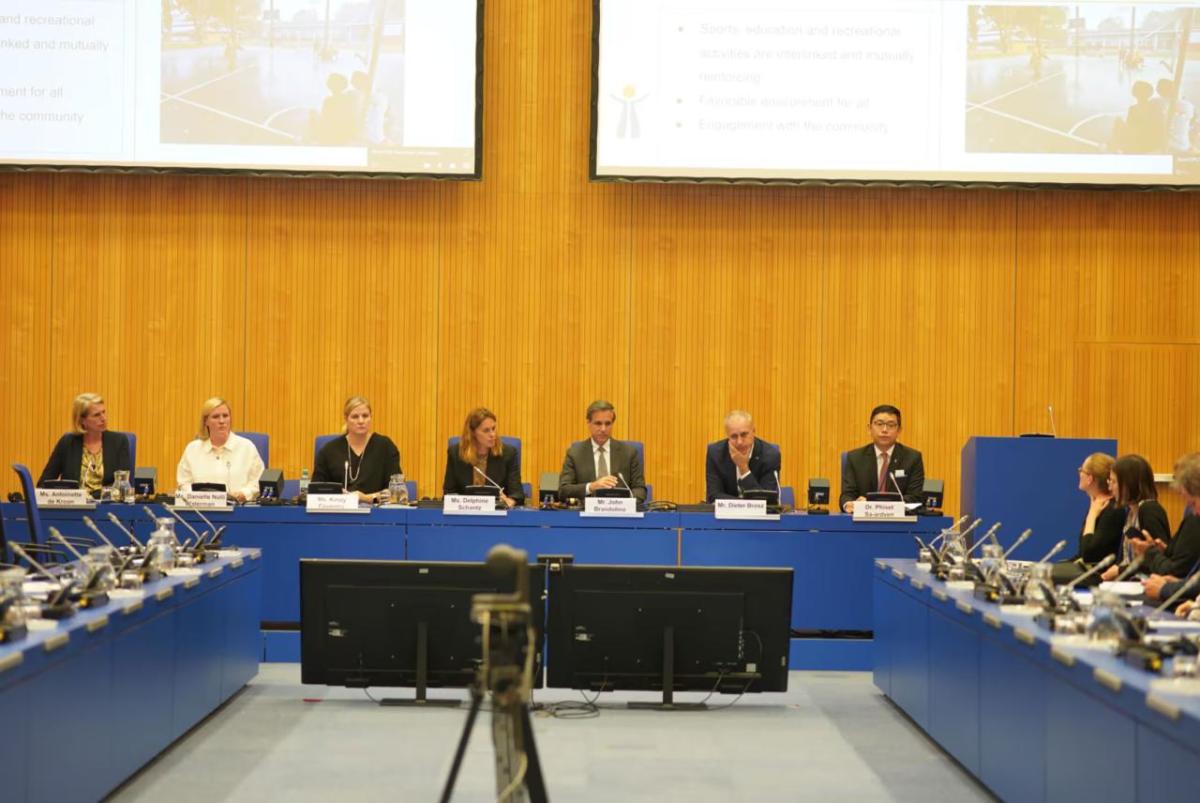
961,436,1117,560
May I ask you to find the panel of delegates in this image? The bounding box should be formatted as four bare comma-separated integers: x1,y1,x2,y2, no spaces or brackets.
38,392,131,494
176,397,265,502
557,400,646,502
705,410,781,502
839,404,924,512
312,396,401,502
443,407,523,508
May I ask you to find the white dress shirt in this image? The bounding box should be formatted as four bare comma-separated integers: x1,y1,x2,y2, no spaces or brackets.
176,431,265,500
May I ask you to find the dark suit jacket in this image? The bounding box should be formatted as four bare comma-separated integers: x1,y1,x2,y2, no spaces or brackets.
839,442,924,508
443,443,524,503
38,431,131,488
558,439,646,502
1143,513,1200,578
705,438,781,502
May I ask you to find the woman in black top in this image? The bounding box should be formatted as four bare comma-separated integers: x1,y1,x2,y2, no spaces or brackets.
443,407,523,507
312,396,400,501
1137,453,1200,604
39,393,131,493
1052,452,1122,584
1100,454,1172,581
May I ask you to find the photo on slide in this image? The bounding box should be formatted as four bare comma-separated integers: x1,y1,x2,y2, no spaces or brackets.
160,0,406,150
965,4,1199,174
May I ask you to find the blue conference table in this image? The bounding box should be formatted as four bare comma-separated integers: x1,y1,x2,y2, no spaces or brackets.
0,549,262,803
874,558,1200,802
3,503,949,665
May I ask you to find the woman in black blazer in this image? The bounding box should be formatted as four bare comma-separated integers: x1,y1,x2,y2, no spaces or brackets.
443,407,523,507
1100,454,1172,581
38,393,131,493
1051,452,1122,584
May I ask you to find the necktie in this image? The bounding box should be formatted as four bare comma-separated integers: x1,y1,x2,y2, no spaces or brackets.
878,451,890,493
597,446,609,478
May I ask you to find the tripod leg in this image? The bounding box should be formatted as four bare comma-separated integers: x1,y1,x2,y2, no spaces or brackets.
439,686,484,803
519,704,548,803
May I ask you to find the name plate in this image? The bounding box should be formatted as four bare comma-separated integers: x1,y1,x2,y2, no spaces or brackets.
175,490,229,510
714,499,779,521
443,495,507,516
34,488,94,508
306,493,365,513
852,500,911,521
581,496,643,518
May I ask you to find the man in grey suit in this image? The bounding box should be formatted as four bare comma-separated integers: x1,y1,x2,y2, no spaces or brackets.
558,400,647,502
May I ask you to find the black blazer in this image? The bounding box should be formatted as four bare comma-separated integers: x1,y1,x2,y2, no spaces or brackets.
312,434,401,494
38,431,131,488
705,438,782,502
1143,512,1200,577
443,443,524,503
839,442,925,508
1071,499,1125,564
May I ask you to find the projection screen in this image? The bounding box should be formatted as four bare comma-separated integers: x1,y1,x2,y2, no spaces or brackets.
591,1,1200,186
0,0,482,178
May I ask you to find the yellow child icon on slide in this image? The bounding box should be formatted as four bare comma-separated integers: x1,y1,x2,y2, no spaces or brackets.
611,84,648,138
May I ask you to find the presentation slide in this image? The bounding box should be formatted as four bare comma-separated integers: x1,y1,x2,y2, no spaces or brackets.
593,1,1200,185
0,0,480,176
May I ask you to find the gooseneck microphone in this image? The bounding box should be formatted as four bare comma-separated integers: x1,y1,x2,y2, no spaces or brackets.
1035,539,1068,564
152,504,205,545
171,495,225,548
1001,529,1033,560
10,542,63,584
473,464,506,495
1048,404,1058,437
48,528,86,562
82,516,121,551
1063,554,1116,592
929,515,971,549
106,512,146,551
1113,555,1146,583
617,472,635,496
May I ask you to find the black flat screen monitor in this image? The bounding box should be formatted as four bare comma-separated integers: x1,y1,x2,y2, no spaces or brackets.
40,479,81,490
191,482,227,493
593,487,631,499
306,482,343,495
300,559,546,691
740,489,779,506
546,565,793,697
865,492,903,502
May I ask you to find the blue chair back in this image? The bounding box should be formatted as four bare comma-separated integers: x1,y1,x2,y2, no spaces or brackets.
625,440,649,502
313,434,340,468
241,432,270,466
12,464,45,545
781,486,795,507
115,431,137,472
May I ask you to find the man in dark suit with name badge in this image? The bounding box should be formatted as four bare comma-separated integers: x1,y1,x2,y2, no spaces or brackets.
840,404,924,512
705,410,782,502
558,400,647,502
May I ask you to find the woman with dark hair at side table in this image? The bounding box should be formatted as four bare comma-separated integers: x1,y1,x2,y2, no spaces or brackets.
443,407,523,508
39,392,131,495
1051,452,1122,585
1100,454,1171,582
1133,453,1200,606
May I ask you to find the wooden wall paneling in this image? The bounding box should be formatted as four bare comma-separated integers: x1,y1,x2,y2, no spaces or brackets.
48,173,247,488
821,188,1018,517
629,185,825,504
0,174,53,495
243,177,441,494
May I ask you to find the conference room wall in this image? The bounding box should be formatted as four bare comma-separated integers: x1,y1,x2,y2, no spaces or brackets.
3,1,1200,525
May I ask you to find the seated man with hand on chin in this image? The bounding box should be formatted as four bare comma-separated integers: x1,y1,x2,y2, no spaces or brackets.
705,410,781,502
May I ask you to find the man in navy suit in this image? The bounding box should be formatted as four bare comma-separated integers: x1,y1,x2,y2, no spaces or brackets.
705,410,782,502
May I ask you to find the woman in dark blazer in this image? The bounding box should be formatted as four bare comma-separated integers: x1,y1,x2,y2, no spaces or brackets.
1100,454,1172,582
443,407,523,507
1052,452,1123,584
38,393,131,493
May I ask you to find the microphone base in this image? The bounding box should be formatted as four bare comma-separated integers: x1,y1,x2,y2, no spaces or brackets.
973,585,1023,606
77,591,110,610
40,602,76,620
0,624,28,643
1120,644,1165,673
806,505,830,515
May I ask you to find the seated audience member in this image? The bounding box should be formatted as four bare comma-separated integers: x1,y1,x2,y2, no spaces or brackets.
1101,455,1174,584
39,392,131,494
443,407,523,508
704,410,781,502
1134,454,1200,604
558,400,646,502
839,404,924,512
1051,453,1122,584
312,395,401,502
176,397,264,503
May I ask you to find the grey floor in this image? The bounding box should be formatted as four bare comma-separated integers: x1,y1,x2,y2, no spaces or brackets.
109,664,993,802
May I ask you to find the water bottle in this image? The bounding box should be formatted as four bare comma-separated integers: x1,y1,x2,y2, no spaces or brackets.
147,517,178,571
299,468,310,497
